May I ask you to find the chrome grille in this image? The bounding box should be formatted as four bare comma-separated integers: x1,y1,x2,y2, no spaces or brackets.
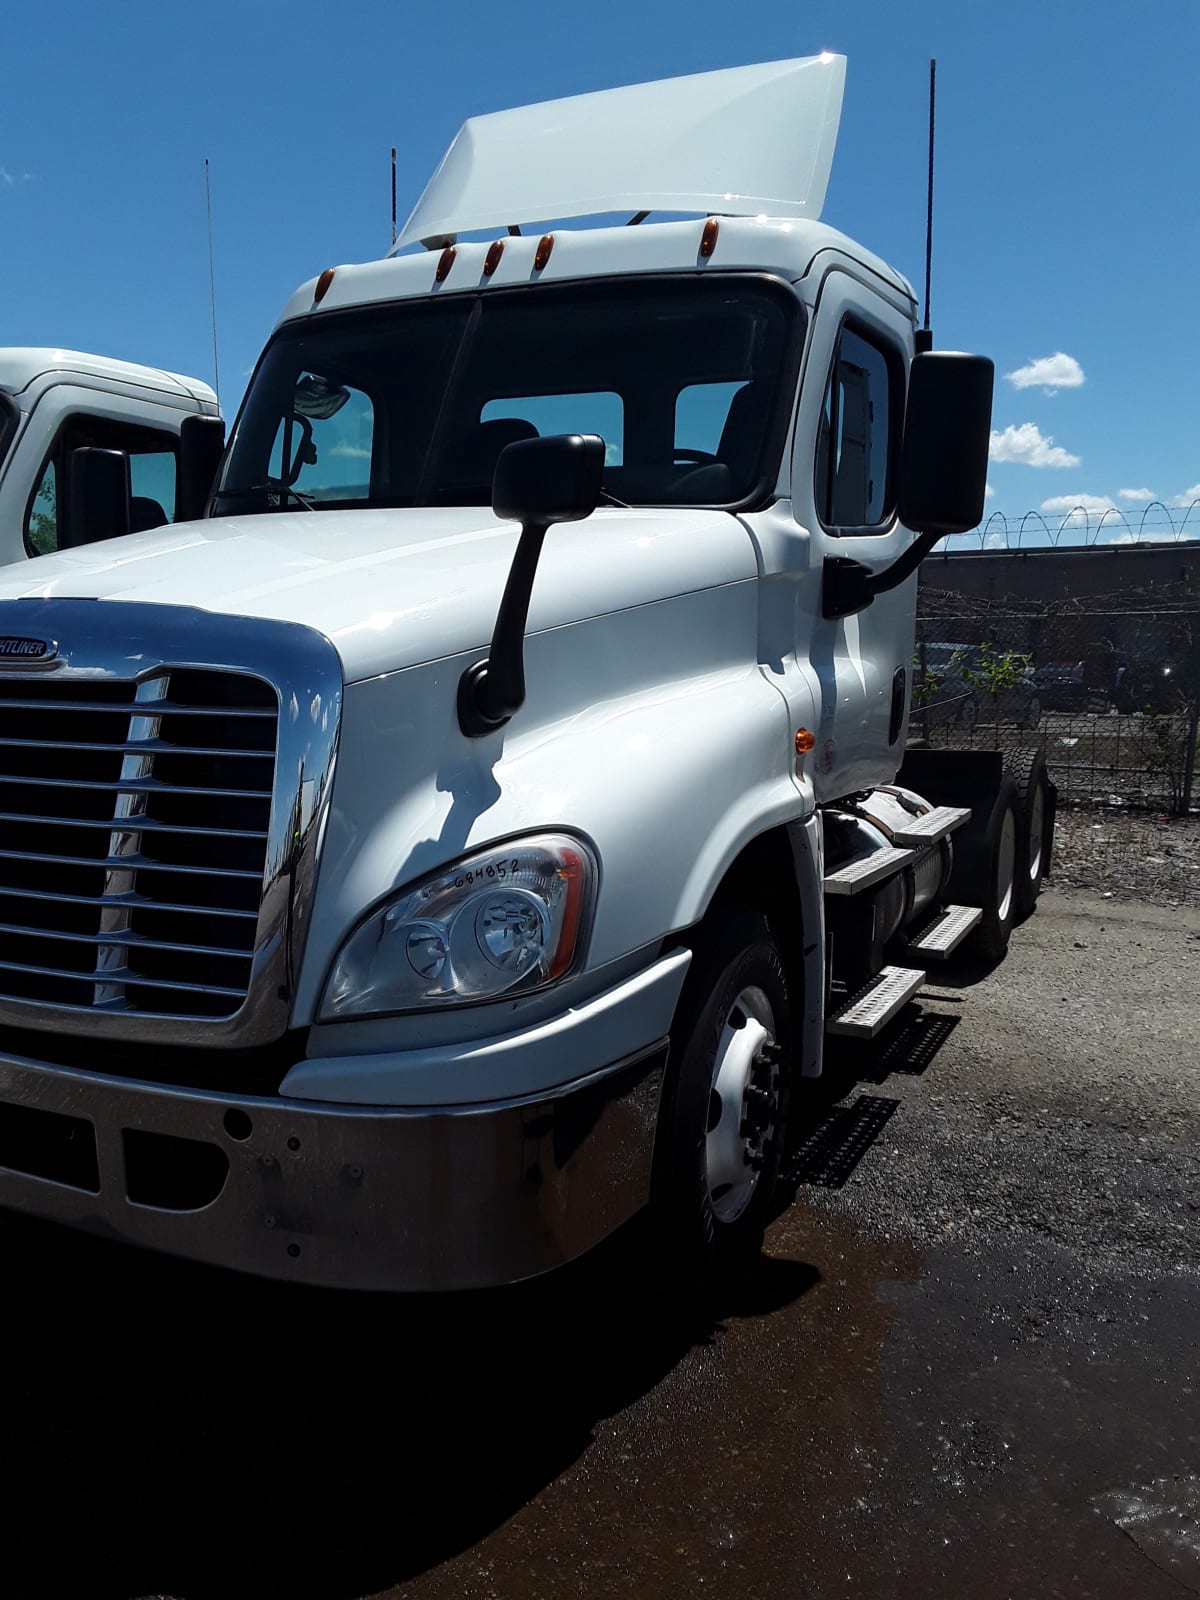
0,669,278,1019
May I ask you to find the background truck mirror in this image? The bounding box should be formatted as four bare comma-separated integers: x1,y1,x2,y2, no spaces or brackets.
178,415,227,522
896,352,994,538
65,447,131,549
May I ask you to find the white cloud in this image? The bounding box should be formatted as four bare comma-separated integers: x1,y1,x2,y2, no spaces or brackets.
1117,487,1156,503
1040,493,1117,519
1172,483,1200,508
0,166,31,186
989,423,1080,469
1005,352,1085,393
328,442,371,459
985,481,996,499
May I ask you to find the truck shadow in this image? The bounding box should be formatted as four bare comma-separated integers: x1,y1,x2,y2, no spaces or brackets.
0,1210,817,1598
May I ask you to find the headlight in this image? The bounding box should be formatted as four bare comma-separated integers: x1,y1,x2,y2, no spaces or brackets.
319,834,596,1020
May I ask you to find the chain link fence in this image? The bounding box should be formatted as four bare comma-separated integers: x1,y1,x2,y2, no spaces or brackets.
913,579,1200,813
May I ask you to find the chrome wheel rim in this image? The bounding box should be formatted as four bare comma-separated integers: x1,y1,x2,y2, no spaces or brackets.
997,807,1017,923
705,984,779,1224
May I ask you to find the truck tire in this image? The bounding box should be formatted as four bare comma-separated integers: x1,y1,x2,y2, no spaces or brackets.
958,777,1020,961
652,910,793,1279
1003,747,1050,919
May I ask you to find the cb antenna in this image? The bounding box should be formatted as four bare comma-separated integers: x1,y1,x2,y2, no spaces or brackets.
916,57,936,354
390,147,398,249
204,158,221,400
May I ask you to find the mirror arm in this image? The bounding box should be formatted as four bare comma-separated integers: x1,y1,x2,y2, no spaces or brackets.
458,519,549,738
822,527,942,621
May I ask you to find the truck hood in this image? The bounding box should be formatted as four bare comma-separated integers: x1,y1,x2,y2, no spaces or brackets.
0,506,758,683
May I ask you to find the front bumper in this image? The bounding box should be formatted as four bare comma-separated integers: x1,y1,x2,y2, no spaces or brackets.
0,1044,666,1291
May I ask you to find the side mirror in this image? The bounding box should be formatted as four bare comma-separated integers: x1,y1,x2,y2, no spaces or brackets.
458,434,605,738
897,352,994,537
65,448,131,549
178,414,227,522
492,432,605,527
822,351,994,621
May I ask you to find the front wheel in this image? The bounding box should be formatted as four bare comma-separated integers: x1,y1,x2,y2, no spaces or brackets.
958,777,1021,961
652,911,793,1277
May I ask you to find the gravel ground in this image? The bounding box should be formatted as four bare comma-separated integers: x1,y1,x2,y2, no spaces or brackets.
1049,803,1200,907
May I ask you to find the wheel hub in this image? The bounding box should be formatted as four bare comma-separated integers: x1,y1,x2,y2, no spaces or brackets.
705,986,780,1223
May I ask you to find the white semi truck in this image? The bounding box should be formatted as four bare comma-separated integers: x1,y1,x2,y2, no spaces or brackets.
0,56,1052,1289
0,348,223,563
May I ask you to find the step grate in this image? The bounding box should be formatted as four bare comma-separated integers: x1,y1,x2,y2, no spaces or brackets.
907,903,982,959
823,846,913,897
889,805,972,847
827,964,926,1039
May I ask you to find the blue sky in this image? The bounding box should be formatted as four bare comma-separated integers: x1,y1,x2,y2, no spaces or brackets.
2,0,1197,542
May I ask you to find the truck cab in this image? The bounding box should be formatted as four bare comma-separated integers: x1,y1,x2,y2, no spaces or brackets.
0,348,221,563
0,56,1047,1290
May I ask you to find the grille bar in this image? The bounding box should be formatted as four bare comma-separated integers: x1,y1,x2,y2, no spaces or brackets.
0,811,268,840
0,774,271,799
0,922,255,960
0,884,258,918
0,848,264,880
0,957,245,999
0,738,276,759
0,698,275,718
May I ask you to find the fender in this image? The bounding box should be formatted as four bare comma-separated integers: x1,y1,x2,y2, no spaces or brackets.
294,577,815,1029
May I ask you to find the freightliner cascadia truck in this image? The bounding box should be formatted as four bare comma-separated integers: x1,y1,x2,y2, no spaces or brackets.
0,56,1052,1288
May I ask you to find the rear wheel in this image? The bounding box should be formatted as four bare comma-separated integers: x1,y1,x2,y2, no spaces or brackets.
652,911,793,1278
1004,747,1051,919
957,777,1020,961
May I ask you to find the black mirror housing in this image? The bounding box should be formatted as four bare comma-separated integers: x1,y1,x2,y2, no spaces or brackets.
493,433,605,526
65,447,131,549
178,414,227,522
897,352,994,537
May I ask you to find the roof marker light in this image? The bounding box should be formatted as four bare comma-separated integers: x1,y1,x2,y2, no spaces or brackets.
436,245,457,283
483,238,505,277
700,218,720,259
313,268,336,304
534,233,555,271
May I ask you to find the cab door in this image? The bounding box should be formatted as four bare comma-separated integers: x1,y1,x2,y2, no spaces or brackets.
790,267,917,799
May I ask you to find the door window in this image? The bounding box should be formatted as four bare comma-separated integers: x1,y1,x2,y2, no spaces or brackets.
815,325,899,531
23,414,180,555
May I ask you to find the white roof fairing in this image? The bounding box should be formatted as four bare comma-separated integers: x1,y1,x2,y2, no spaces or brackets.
394,53,846,251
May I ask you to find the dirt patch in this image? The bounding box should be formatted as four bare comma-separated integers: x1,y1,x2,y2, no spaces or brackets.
1049,804,1200,907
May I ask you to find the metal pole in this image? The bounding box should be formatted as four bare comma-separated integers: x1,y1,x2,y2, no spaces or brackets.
1182,705,1199,814
391,147,397,248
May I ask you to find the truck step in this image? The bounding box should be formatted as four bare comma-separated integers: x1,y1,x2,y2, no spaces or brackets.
888,805,972,847
823,846,913,897
906,903,982,959
827,965,926,1039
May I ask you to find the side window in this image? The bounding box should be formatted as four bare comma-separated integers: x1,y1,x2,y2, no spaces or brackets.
268,375,375,503
815,324,898,531
27,459,59,555
23,414,181,556
481,391,624,465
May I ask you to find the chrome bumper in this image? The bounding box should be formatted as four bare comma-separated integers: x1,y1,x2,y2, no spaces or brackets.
0,1045,667,1291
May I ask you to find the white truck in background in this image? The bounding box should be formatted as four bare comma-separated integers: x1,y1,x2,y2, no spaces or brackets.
0,349,223,563
0,56,1054,1290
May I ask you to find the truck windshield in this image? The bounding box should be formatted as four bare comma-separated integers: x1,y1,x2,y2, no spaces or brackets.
214,276,800,515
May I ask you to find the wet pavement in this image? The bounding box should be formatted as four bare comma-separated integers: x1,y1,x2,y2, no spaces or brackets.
1,887,1198,1598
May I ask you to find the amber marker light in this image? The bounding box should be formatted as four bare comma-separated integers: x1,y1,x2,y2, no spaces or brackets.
313,268,336,304
483,239,505,277
534,233,555,271
547,846,589,981
435,245,457,283
699,218,720,258
795,728,816,755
